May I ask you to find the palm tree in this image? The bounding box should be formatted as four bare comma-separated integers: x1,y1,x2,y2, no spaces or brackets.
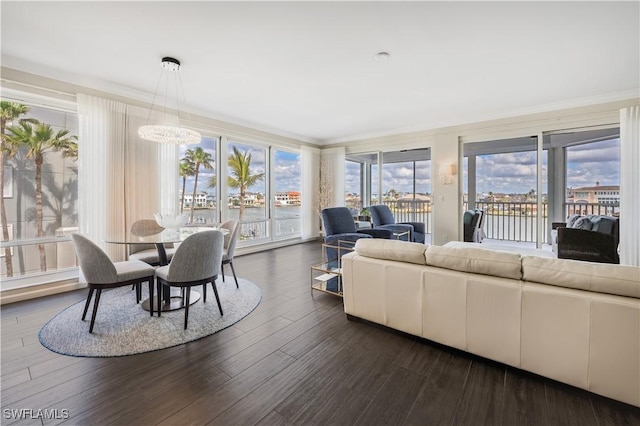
5,121,77,272
227,146,265,222
208,175,217,189
178,159,195,213
182,147,214,223
0,102,32,277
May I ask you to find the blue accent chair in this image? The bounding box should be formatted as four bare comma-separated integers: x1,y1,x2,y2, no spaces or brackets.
321,207,391,291
369,205,425,243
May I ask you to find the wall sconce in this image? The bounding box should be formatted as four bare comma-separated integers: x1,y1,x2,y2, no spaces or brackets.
438,163,457,185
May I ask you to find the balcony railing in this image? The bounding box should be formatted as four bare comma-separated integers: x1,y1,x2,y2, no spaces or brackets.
465,202,619,244
347,199,618,245
0,234,79,289
346,200,433,234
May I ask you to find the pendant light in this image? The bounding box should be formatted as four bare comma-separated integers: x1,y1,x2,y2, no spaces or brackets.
138,57,202,144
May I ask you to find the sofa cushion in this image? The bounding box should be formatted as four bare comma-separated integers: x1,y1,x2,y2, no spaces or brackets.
566,214,582,228
445,241,555,258
589,215,616,235
522,256,640,298
425,245,522,280
572,216,593,230
354,238,427,265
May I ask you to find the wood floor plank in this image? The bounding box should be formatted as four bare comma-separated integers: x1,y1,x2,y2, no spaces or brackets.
502,368,549,426
217,304,341,378
590,397,640,426
404,350,472,426
354,366,425,425
450,359,505,426
255,409,295,426
545,380,599,426
158,350,296,426
209,336,349,425
0,369,31,389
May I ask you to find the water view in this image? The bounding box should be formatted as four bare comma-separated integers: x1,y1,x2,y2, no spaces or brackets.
186,206,303,240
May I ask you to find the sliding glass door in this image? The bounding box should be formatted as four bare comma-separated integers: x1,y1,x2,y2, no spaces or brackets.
381,149,432,238
464,136,547,246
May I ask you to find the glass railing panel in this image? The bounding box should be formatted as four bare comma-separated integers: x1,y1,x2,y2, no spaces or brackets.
1,235,78,287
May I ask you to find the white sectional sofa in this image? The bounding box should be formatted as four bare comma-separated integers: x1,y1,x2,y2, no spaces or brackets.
341,239,640,407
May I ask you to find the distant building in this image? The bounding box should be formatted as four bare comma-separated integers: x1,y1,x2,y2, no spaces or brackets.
274,191,301,206
181,191,208,208
567,182,619,205
228,192,264,207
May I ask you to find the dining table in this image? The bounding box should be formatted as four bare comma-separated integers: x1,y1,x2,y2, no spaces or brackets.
105,225,229,313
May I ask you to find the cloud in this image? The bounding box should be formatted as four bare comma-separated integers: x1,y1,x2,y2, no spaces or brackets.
345,160,432,194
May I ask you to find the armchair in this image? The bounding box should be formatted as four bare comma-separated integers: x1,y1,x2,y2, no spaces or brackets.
553,215,619,264
321,207,392,244
369,204,425,243
463,209,484,243
321,207,391,292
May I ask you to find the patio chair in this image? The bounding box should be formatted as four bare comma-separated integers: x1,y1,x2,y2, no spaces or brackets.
71,233,156,333
554,215,620,264
463,210,483,243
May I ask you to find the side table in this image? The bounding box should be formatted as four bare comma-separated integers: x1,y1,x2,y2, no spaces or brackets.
311,240,356,297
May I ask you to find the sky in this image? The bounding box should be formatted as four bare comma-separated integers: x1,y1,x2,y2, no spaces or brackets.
179,138,301,197
181,137,620,198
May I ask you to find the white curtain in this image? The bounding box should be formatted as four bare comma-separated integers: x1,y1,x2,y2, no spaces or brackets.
77,94,179,261
321,147,346,207
620,106,640,266
301,145,320,240
77,94,127,259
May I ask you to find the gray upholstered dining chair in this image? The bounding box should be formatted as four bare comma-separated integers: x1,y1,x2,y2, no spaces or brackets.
128,219,176,266
71,233,156,333
154,230,224,330
220,219,240,288
128,219,176,303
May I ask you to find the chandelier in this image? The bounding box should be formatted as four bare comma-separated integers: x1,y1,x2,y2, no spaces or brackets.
138,57,202,145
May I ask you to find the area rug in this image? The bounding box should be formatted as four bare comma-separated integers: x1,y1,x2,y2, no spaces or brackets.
39,277,261,357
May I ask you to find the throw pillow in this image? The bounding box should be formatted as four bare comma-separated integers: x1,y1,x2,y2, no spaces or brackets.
566,214,582,228
572,216,593,230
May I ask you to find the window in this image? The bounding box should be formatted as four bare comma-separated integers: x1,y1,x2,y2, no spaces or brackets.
381,149,432,231
565,137,620,216
273,149,301,238
345,160,362,212
227,141,267,241
464,136,548,245
1,99,78,283
178,136,217,224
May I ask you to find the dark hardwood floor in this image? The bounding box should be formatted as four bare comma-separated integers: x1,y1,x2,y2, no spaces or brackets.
2,240,639,425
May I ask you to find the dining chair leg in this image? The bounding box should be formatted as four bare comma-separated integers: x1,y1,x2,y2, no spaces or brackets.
212,279,223,316
221,264,225,282
89,289,102,333
157,280,163,317
82,288,94,321
136,283,142,304
229,261,239,288
148,279,154,317
202,282,207,303
183,286,191,330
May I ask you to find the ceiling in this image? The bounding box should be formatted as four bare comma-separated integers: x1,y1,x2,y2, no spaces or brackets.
1,1,638,145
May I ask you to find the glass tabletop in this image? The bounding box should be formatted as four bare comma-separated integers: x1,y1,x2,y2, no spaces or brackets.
105,225,228,245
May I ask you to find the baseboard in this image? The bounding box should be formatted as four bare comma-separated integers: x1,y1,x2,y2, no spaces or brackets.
0,279,86,305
